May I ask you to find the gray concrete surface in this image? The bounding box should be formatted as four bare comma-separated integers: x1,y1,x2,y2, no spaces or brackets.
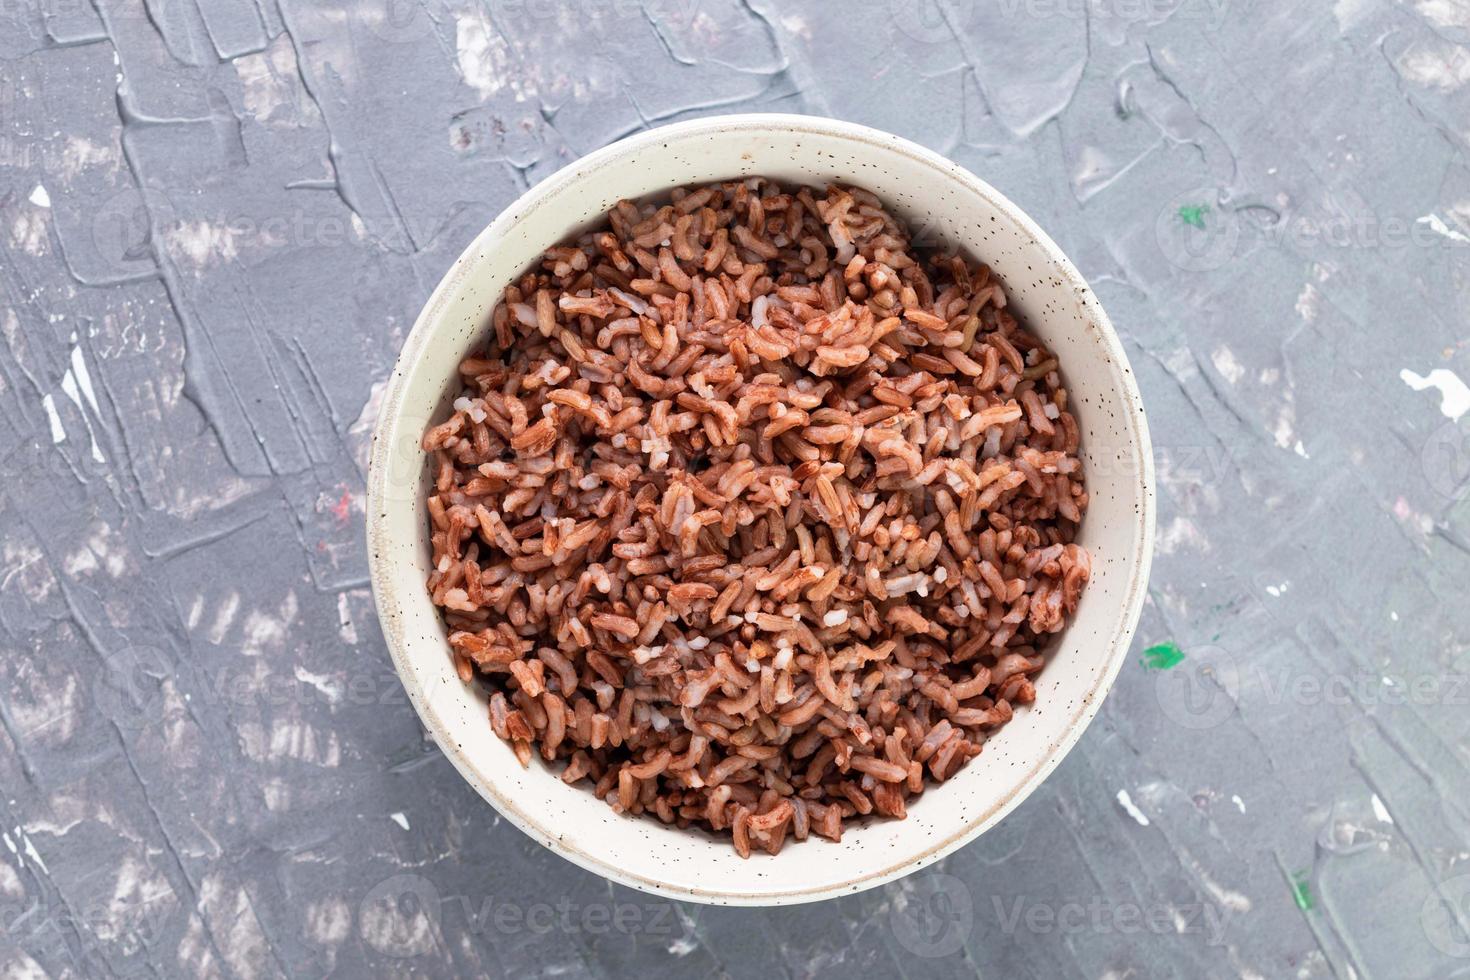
3,0,1470,976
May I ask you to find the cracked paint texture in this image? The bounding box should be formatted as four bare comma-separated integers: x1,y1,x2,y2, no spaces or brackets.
3,0,1470,976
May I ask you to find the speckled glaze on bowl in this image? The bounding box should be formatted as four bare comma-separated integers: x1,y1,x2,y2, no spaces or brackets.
366,114,1155,906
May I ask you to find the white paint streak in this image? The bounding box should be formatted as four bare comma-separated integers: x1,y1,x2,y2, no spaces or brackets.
1371,794,1393,824
242,593,296,656
19,833,47,874
1415,0,1470,30
1116,789,1150,826
337,591,358,645
1394,38,1470,90
0,949,49,979
208,592,241,645
778,13,812,40
238,720,342,767
60,136,115,179
10,211,48,255
305,897,352,945
1182,851,1254,913
1211,346,1245,384
1416,213,1470,244
295,666,342,704
60,369,104,462
456,13,513,101
1294,282,1319,322
233,36,312,126
68,345,101,414
0,860,22,899
1400,367,1470,420
198,874,274,979
41,394,66,444
64,547,99,576
261,779,291,812
164,222,241,266
389,812,410,831
1272,405,1297,450
186,594,205,631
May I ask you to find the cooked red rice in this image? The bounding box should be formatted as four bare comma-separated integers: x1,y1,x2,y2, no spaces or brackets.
423,178,1090,856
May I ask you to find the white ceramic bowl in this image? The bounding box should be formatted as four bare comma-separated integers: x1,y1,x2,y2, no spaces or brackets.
367,114,1154,906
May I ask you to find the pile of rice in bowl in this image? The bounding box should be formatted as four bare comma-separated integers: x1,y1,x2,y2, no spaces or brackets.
422,178,1090,857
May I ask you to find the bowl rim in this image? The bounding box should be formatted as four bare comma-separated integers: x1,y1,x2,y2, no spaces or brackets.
366,112,1156,906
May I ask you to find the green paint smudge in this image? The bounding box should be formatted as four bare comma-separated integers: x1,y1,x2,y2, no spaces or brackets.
1140,642,1186,671
1178,204,1209,229
1290,871,1314,911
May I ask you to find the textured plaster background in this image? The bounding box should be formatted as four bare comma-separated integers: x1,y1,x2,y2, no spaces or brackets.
3,0,1470,976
